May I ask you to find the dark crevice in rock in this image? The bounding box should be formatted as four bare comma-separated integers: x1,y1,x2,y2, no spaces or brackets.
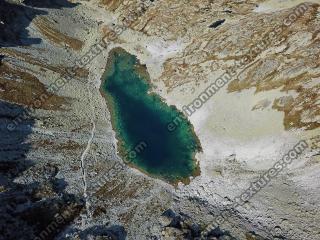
209,19,225,28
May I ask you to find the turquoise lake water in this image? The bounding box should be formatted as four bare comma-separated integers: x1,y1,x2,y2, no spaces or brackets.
101,48,201,182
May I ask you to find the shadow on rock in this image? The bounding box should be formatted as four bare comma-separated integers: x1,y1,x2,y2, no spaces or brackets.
23,0,78,9
73,225,127,240
0,0,78,47
159,209,267,240
0,100,83,239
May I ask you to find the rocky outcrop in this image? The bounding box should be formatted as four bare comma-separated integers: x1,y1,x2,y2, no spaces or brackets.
159,209,267,240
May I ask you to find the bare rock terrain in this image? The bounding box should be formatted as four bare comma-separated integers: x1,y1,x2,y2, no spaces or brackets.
0,0,319,239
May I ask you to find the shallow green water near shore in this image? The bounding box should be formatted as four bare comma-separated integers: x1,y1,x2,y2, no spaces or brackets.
101,48,201,182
